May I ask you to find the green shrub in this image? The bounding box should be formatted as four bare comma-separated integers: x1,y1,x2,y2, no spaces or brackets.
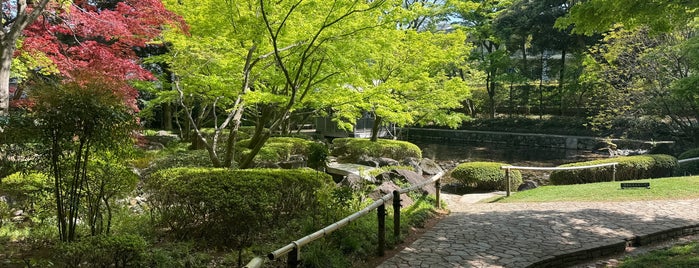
146,168,334,251
550,154,678,185
54,234,148,267
677,148,699,176
450,162,522,191
236,137,313,163
331,138,422,162
143,149,213,177
0,172,53,219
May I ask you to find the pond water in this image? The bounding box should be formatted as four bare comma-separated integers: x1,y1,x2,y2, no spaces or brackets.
407,139,604,167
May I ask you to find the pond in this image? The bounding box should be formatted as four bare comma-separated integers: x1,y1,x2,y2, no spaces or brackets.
407,139,605,167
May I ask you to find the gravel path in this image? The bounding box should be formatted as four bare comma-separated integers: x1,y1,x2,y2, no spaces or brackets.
378,194,699,268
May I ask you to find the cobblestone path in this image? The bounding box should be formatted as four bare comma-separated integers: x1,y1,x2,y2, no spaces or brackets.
378,197,699,268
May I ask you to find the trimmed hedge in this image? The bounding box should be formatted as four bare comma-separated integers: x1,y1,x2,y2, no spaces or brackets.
550,154,678,185
145,168,334,249
450,162,522,191
331,138,422,162
677,148,699,176
236,137,313,163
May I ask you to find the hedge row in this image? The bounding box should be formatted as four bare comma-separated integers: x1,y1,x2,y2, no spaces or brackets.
549,154,678,185
145,168,334,249
236,137,313,163
450,162,522,191
331,138,422,162
677,148,699,176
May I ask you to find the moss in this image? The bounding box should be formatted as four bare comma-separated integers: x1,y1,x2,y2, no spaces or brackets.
450,162,522,191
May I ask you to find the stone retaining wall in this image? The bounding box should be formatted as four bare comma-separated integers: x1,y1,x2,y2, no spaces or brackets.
400,128,672,151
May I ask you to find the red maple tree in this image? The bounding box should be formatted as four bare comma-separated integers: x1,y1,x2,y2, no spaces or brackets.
15,0,185,110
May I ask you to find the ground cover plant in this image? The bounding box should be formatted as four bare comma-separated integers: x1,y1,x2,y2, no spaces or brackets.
494,176,699,203
616,241,699,268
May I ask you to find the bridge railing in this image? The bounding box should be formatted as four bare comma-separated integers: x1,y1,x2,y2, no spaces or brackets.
500,163,619,196
245,171,445,268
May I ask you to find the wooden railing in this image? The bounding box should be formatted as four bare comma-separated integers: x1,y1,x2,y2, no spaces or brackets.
244,171,445,268
500,163,619,196
679,157,699,164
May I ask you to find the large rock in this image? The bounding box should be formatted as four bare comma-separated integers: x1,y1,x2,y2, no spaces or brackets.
326,162,377,183
278,155,306,169
402,157,422,175
394,169,436,195
357,155,379,168
368,181,413,208
338,173,366,190
517,180,539,191
419,158,443,175
377,157,400,167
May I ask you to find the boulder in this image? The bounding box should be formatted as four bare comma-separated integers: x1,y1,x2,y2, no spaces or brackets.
278,155,306,169
393,169,436,195
419,158,443,175
377,157,400,167
401,157,422,175
517,180,539,191
368,181,413,208
338,173,365,190
357,155,379,168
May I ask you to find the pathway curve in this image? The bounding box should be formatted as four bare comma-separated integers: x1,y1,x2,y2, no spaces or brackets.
378,194,699,268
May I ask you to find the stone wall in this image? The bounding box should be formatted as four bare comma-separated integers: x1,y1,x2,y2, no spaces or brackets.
399,128,672,151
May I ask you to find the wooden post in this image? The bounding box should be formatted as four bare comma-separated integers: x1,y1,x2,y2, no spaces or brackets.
506,168,511,197
392,191,401,241
287,245,299,268
612,164,617,182
435,178,441,209
377,203,386,257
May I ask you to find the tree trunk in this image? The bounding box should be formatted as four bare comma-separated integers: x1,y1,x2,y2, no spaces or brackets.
163,102,173,130
0,45,14,117
558,47,566,116
371,116,383,142
539,52,544,120
487,71,497,119
520,37,529,109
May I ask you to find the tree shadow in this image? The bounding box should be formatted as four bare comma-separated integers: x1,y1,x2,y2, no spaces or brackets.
381,202,699,267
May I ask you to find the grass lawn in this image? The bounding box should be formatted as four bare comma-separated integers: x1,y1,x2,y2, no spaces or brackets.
618,241,699,268
492,176,699,203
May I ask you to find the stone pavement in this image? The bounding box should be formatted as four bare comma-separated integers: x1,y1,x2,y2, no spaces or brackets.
378,194,699,268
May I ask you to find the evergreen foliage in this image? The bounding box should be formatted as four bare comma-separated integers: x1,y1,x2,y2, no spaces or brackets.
331,138,422,162
550,155,678,185
451,162,523,191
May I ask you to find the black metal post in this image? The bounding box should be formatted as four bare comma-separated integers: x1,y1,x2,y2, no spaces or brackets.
393,190,401,241
378,203,386,256
287,246,299,268
435,179,441,209
506,168,511,197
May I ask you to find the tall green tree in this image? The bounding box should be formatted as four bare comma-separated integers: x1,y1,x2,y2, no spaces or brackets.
557,0,699,35
357,28,472,141
583,26,699,141
33,73,136,242
159,0,392,168
450,0,512,118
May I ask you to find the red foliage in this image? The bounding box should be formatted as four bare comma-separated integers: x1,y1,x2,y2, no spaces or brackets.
18,0,186,110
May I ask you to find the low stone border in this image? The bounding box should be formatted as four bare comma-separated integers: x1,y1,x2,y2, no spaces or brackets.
527,224,699,268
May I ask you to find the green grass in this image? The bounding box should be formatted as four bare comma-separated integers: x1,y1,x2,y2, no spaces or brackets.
618,241,699,268
492,176,699,203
